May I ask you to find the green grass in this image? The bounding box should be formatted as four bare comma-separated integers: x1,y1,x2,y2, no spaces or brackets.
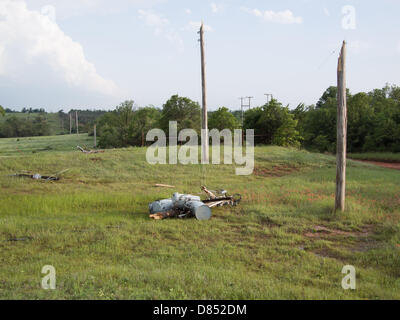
349,153,400,163
0,134,399,299
0,134,93,156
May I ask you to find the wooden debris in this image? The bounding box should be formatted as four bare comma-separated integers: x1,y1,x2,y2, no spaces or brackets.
8,169,69,182
201,186,217,199
154,184,175,188
149,211,177,220
77,146,105,154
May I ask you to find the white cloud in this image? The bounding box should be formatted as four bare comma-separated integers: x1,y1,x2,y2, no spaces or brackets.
323,8,330,17
242,7,303,24
138,9,184,52
185,8,191,15
186,21,213,32
211,3,219,13
0,0,119,96
396,43,400,54
138,8,169,35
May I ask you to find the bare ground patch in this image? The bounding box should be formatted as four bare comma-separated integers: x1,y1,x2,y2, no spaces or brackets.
303,225,383,259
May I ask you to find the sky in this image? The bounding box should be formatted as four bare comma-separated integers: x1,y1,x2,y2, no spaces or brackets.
0,0,399,112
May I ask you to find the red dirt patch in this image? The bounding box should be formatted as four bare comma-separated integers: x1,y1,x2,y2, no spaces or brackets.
355,160,400,170
253,164,299,177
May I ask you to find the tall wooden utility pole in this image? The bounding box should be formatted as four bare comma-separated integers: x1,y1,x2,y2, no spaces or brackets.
69,112,72,134
75,111,79,134
335,41,347,212
199,22,209,163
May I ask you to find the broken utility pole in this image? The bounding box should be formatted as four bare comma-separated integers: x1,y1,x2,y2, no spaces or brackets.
335,41,347,212
199,22,209,163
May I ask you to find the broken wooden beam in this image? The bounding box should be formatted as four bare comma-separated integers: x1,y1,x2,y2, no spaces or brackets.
77,146,105,154
154,184,175,188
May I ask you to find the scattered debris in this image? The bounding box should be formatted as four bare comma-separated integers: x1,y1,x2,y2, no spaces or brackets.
9,173,59,181
154,184,175,188
77,146,105,154
201,186,217,199
201,186,241,208
149,186,241,220
8,169,69,182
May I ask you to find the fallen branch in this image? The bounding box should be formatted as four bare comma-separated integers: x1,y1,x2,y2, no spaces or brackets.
77,146,105,154
154,184,175,188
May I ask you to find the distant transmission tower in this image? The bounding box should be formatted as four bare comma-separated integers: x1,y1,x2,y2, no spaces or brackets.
264,93,273,103
239,96,253,128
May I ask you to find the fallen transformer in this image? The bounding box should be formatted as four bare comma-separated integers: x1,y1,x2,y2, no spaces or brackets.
149,186,241,221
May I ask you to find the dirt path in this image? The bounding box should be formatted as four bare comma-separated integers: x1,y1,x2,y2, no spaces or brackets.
355,160,400,170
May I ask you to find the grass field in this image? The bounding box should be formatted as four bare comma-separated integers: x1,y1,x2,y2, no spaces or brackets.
0,134,93,156
348,153,400,163
0,134,399,299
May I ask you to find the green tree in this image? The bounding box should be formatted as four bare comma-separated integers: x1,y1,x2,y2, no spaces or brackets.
272,116,302,148
302,87,342,152
244,99,303,147
97,100,136,148
208,107,240,131
159,95,201,135
0,105,5,116
301,84,400,153
132,106,161,146
33,115,50,136
97,101,162,148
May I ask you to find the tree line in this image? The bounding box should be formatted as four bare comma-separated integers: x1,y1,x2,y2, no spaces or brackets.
1,84,399,153
0,114,50,138
96,85,400,153
0,108,107,138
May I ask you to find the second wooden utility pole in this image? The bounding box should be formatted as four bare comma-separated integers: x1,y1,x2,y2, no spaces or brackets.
335,41,347,212
199,22,209,163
